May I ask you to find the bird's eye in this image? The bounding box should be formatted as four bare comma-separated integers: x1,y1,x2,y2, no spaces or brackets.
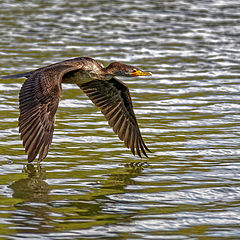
132,69,137,73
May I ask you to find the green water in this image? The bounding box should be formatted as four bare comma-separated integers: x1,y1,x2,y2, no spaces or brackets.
0,0,240,239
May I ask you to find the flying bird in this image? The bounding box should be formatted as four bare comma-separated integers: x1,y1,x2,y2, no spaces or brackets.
1,57,152,163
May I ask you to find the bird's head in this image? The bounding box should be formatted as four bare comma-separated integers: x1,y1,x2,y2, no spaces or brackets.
105,62,152,77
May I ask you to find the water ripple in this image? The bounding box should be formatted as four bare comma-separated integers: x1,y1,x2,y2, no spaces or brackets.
0,0,240,239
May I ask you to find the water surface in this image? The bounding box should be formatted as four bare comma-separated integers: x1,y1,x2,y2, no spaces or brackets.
0,0,240,239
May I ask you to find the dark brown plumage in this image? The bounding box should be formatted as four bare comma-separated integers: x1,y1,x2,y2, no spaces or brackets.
1,57,152,163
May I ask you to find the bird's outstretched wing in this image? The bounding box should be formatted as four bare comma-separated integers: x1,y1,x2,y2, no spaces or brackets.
79,77,150,157
19,64,79,163
1,71,32,79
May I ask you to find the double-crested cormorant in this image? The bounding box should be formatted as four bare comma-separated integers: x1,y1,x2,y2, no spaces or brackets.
1,57,152,163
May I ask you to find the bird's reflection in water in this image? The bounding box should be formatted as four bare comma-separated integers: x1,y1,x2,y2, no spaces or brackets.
8,164,54,234
8,161,149,234
9,164,50,202
67,161,149,220
103,161,149,188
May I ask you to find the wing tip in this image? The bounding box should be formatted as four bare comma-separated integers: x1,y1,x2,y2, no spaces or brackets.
129,140,151,158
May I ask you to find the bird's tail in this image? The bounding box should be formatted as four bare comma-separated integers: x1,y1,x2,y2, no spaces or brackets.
0,72,31,79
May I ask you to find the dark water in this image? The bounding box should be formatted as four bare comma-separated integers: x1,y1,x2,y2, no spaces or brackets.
0,0,240,239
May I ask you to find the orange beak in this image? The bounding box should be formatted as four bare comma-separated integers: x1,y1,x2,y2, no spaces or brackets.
130,69,152,77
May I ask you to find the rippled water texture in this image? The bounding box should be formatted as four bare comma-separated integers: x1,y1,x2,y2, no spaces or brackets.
0,0,240,239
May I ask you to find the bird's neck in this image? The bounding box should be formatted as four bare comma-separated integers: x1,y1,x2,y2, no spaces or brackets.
90,68,113,80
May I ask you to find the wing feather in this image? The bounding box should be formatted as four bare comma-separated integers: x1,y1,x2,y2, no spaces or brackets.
79,77,150,157
19,64,80,163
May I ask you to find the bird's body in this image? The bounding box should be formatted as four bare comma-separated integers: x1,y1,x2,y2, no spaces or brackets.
1,57,152,163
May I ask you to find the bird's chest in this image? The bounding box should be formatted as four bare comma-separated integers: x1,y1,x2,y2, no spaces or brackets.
62,70,94,85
